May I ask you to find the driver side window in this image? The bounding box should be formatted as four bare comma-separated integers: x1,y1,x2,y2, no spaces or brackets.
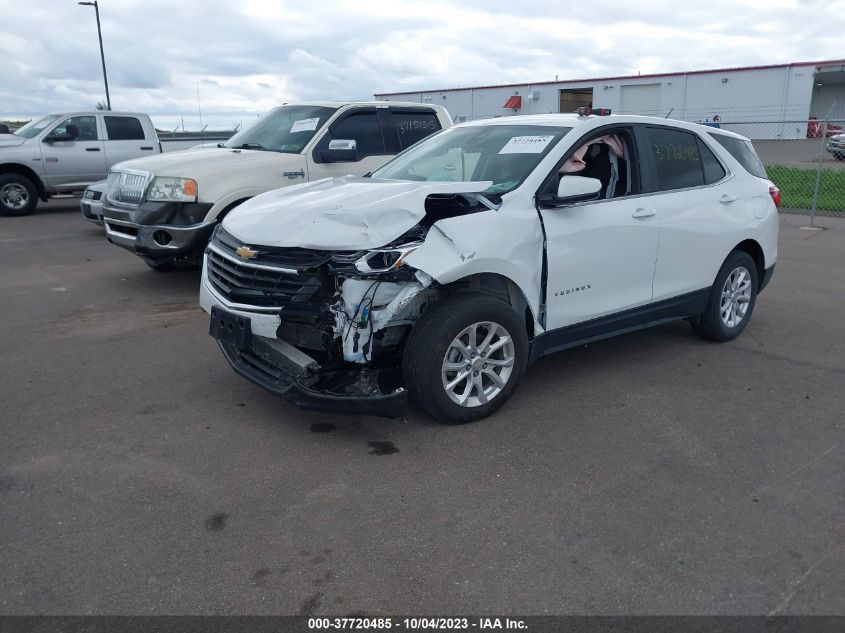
546,127,639,201
51,116,98,141
315,110,385,161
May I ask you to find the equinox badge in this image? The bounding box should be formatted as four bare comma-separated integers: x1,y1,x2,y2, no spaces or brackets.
236,245,258,260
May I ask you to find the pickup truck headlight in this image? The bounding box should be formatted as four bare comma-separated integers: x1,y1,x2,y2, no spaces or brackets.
352,242,422,274
146,177,198,203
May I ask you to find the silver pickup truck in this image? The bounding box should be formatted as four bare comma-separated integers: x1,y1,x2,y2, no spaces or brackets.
0,111,161,216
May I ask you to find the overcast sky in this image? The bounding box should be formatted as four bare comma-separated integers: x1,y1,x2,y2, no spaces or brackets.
1,0,843,129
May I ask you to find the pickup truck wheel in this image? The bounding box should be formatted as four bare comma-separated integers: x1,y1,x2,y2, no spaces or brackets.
0,174,38,217
403,293,528,424
691,250,758,342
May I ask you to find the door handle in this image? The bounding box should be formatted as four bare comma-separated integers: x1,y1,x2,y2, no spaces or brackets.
283,170,305,179
85,147,101,152
719,193,737,204
632,207,656,218
140,146,154,150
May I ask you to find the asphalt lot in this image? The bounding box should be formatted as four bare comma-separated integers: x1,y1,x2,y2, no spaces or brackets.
1,200,843,615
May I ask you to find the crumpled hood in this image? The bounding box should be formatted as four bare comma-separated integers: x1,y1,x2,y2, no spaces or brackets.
222,176,493,250
0,134,26,148
112,146,292,178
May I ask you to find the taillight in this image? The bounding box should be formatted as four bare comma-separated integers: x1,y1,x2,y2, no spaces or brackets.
769,185,781,208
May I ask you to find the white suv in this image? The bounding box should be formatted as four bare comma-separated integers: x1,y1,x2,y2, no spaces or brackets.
200,112,779,423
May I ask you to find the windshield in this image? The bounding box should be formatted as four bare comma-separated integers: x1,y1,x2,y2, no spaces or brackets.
224,105,337,153
13,114,62,138
372,124,571,194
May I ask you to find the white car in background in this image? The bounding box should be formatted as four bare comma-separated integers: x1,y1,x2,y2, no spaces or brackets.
200,110,779,423
80,181,107,226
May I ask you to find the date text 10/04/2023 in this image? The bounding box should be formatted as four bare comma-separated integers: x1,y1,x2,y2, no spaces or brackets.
307,617,528,630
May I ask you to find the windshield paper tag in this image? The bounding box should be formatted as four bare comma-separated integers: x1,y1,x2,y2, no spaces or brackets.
499,135,555,154
290,118,320,133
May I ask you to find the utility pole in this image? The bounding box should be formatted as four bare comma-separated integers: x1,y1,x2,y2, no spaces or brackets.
78,1,111,110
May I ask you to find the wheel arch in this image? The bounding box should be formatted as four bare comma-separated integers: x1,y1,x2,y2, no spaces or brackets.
214,197,252,222
439,272,538,340
732,239,765,283
204,188,266,222
0,163,47,200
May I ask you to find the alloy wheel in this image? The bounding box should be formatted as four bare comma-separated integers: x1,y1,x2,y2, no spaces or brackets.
720,266,752,328
0,183,29,210
441,321,515,407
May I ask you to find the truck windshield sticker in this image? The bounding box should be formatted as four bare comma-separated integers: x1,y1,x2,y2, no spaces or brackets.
290,118,320,134
498,135,556,154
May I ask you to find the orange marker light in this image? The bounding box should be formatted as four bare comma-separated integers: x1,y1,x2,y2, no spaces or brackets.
182,179,198,198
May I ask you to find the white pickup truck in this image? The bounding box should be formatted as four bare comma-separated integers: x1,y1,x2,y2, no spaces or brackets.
0,112,161,216
101,101,452,271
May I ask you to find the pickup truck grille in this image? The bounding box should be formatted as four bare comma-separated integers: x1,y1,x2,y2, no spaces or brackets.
106,170,150,207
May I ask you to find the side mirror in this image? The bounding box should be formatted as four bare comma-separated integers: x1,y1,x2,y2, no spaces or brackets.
319,138,358,163
44,124,79,143
540,176,602,207
0,124,10,134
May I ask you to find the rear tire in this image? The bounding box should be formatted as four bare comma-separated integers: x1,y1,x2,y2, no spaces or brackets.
403,293,528,424
0,174,38,217
691,250,758,342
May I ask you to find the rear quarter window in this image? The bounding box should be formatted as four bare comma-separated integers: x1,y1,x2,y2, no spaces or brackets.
711,134,767,179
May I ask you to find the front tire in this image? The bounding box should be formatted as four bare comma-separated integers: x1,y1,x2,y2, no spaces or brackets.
0,174,38,217
691,250,758,342
403,293,528,424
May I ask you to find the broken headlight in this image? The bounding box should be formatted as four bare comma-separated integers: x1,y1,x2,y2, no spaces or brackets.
345,242,423,274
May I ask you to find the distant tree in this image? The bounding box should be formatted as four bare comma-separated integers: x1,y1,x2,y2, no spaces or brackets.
95,101,108,111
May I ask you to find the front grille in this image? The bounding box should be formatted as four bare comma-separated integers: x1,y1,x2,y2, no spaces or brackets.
207,248,325,308
106,170,149,207
214,226,346,268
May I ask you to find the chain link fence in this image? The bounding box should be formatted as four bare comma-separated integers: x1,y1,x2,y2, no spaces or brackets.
717,117,845,219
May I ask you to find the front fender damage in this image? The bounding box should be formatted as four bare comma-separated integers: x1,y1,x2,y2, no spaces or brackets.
332,271,436,364
213,181,520,417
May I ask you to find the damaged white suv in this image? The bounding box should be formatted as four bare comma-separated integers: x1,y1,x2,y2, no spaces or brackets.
200,112,779,423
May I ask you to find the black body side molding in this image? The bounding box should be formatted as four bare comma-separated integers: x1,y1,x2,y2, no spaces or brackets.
529,288,710,363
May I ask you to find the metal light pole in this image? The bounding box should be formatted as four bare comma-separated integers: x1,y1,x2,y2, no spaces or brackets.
78,1,111,110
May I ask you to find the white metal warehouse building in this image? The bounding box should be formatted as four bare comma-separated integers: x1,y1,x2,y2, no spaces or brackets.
375,59,845,139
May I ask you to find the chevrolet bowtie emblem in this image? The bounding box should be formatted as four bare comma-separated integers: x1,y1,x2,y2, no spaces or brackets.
235,245,258,260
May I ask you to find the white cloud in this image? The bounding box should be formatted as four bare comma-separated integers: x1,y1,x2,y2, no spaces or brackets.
1,0,844,130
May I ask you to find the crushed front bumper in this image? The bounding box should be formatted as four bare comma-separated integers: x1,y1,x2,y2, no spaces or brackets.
216,337,408,418
102,200,215,262
201,272,408,418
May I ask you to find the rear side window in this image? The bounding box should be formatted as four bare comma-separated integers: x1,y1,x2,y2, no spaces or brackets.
104,116,145,141
711,134,767,179
645,127,709,191
389,110,441,150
